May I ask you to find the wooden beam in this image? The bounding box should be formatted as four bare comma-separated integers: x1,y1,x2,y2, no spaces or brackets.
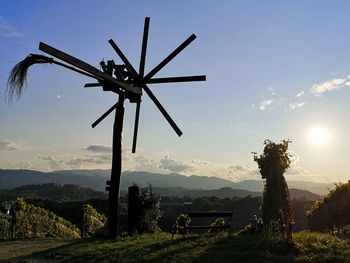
144,34,196,80
147,75,206,84
39,42,141,95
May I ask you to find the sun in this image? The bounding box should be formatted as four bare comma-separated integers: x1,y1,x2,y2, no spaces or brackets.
307,126,332,146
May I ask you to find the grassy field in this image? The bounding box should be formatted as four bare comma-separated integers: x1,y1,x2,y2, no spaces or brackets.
1,231,350,263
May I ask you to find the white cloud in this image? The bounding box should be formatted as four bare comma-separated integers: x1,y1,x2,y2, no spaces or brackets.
288,102,305,110
267,86,276,95
39,154,112,170
296,90,305,98
259,99,274,110
0,139,22,151
310,78,348,95
39,155,67,170
133,155,161,172
3,161,34,170
159,155,194,173
213,164,259,182
85,145,112,153
0,17,22,38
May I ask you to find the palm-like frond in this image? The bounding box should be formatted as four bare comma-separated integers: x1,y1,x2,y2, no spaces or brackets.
6,54,53,102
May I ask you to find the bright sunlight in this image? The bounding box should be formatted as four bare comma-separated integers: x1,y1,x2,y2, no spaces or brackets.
307,126,332,146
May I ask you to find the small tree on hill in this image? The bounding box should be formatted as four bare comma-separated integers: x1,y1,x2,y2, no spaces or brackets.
307,181,350,235
253,139,293,242
139,185,162,233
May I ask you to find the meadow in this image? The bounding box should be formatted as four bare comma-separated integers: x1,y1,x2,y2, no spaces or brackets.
1,231,350,263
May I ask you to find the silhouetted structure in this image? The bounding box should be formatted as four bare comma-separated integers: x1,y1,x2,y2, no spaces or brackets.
128,185,142,235
6,17,206,238
253,140,293,242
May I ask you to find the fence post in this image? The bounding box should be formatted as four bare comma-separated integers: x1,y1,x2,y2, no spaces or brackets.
128,185,142,235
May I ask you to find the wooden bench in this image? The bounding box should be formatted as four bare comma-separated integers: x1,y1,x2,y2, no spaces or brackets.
172,211,234,238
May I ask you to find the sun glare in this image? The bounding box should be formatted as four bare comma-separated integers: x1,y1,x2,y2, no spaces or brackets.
307,126,332,146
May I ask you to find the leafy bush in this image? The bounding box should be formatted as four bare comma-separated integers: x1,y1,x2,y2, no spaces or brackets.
173,213,191,235
139,185,162,233
208,218,226,233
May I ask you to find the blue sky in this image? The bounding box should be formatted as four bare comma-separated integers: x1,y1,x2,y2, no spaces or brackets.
1,1,350,183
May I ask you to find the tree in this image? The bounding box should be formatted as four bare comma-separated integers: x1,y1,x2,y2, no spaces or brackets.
307,181,350,235
139,185,162,233
253,139,293,242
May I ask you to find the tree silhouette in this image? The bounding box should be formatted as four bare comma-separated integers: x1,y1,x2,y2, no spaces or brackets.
307,181,350,235
253,139,293,241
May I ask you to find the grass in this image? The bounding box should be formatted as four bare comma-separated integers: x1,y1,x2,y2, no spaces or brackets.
2,231,350,262
0,238,72,261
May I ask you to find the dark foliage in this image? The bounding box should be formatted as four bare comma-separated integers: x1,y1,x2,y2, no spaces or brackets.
307,181,350,234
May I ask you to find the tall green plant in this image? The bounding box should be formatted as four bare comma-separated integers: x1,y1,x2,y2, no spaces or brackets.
139,185,162,233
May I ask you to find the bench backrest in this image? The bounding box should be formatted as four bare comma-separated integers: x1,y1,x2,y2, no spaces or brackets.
187,211,233,218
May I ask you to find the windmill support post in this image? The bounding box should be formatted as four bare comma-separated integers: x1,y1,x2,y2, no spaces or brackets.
107,93,125,238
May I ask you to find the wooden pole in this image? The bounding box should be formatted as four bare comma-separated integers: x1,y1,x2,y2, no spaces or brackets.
128,185,142,235
108,93,125,238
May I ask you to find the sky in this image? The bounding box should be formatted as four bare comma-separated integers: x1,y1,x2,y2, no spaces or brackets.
1,1,350,183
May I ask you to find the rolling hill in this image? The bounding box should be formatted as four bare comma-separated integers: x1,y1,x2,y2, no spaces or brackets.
0,169,332,195
0,183,107,202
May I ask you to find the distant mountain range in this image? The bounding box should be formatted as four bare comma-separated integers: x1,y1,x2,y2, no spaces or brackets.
0,169,333,195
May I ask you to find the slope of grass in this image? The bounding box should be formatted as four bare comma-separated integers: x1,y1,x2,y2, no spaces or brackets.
2,231,350,263
0,239,72,261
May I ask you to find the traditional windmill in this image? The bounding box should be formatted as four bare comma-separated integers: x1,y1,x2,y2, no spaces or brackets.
6,17,206,237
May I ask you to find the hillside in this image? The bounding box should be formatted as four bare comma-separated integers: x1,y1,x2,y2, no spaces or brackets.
0,183,107,202
0,183,319,201
289,188,321,201
0,169,332,195
1,232,350,262
0,198,80,239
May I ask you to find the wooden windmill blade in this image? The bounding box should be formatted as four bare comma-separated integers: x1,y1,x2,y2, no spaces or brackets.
142,83,183,137
39,42,141,95
144,34,197,81
147,75,206,84
132,17,150,153
108,39,139,79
